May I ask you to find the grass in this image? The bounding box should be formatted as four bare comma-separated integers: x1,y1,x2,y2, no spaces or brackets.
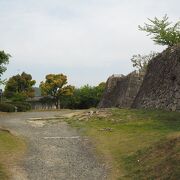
0,129,26,180
66,108,180,179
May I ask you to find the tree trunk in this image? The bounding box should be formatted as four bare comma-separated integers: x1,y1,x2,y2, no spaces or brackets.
55,98,60,109
55,99,59,109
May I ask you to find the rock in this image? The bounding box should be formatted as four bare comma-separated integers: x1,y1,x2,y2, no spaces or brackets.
99,127,113,132
89,111,94,116
98,71,144,108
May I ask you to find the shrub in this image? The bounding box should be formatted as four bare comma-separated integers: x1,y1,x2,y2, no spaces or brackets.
10,102,31,112
0,103,15,112
60,83,105,109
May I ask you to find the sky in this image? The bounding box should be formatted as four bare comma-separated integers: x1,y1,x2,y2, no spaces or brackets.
0,0,179,88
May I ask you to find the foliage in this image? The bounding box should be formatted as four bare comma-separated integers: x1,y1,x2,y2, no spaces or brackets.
131,51,158,73
95,82,106,99
9,93,27,102
4,72,36,101
0,103,15,112
0,101,31,112
9,102,31,112
0,51,11,84
61,83,106,109
40,74,74,109
39,96,55,107
139,15,180,46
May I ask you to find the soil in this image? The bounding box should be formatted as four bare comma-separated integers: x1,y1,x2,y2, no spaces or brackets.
0,111,107,180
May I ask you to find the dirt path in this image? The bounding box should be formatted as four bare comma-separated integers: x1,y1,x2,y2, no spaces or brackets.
0,111,107,180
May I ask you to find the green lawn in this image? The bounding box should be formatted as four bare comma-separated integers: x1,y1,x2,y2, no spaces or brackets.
0,129,25,180
66,108,180,180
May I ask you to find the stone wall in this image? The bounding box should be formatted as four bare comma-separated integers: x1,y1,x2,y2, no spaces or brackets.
98,71,143,108
132,44,180,111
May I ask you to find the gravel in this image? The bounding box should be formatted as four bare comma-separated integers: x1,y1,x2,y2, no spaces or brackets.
0,111,107,180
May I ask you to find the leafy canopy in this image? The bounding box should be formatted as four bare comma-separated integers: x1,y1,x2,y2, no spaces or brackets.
40,74,74,108
60,82,106,109
139,15,180,46
0,51,11,83
4,72,36,101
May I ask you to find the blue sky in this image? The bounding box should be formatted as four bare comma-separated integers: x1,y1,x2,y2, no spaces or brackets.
0,0,179,87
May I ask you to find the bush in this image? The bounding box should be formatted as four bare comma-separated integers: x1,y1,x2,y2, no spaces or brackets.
12,104,27,112
0,103,16,112
10,102,31,112
22,102,31,110
60,83,105,109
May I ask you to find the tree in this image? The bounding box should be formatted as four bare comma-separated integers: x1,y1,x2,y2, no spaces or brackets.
73,85,98,109
60,83,106,109
95,82,106,100
4,72,36,101
40,74,74,109
139,15,180,46
0,50,11,84
131,51,158,73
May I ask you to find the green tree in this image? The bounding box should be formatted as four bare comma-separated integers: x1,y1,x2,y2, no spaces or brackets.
40,74,74,109
95,82,106,100
131,51,158,73
0,50,11,84
74,85,97,109
60,83,106,109
4,72,36,101
139,15,180,46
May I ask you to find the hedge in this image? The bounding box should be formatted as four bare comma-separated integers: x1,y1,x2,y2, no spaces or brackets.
0,103,16,112
9,102,31,112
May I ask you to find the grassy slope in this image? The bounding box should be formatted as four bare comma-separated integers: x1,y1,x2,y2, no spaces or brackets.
0,129,25,180
67,109,180,180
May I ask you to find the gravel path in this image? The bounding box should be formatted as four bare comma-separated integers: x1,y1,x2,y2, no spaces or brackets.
0,111,107,180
